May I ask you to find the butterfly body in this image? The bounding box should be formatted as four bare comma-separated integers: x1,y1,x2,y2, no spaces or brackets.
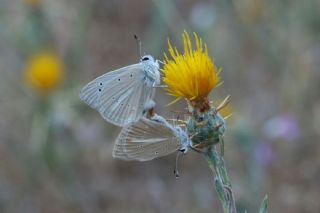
80,55,160,126
141,55,160,86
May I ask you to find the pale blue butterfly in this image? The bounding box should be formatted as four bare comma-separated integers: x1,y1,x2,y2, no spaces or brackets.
113,114,191,162
79,55,160,126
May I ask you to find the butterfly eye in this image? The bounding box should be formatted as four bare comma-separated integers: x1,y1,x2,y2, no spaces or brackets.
179,148,186,153
142,56,149,61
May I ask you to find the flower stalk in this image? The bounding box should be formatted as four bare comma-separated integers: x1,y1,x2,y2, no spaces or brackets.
204,146,236,213
187,107,236,212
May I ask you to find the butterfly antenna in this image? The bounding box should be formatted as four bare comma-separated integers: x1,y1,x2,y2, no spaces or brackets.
134,34,142,58
174,151,183,178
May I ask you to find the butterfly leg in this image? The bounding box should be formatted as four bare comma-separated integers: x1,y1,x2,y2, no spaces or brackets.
153,85,168,88
157,60,164,65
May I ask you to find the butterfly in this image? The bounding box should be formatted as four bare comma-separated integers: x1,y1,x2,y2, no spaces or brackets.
79,55,160,126
113,114,191,161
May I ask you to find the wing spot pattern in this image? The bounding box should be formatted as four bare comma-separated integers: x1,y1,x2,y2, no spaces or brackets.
83,63,156,126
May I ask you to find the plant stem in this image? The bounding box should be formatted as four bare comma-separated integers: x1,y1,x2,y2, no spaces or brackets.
204,146,237,213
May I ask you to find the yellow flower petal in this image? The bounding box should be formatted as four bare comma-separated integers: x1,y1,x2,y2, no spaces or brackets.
162,31,220,103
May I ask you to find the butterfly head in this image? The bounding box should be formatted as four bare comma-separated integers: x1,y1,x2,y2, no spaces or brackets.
174,126,191,153
140,55,155,62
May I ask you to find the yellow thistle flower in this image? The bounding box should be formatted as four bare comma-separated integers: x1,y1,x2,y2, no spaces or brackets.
24,0,42,7
162,31,220,111
24,51,64,96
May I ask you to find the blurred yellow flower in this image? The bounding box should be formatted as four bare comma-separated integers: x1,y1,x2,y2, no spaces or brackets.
25,51,64,95
162,31,220,111
24,0,42,7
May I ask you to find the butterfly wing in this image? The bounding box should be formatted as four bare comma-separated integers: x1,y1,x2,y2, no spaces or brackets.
113,117,180,161
79,64,155,126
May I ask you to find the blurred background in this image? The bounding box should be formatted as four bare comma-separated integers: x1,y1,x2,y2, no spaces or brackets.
0,0,320,212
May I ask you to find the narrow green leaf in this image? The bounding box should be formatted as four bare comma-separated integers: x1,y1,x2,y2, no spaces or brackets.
259,194,268,213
